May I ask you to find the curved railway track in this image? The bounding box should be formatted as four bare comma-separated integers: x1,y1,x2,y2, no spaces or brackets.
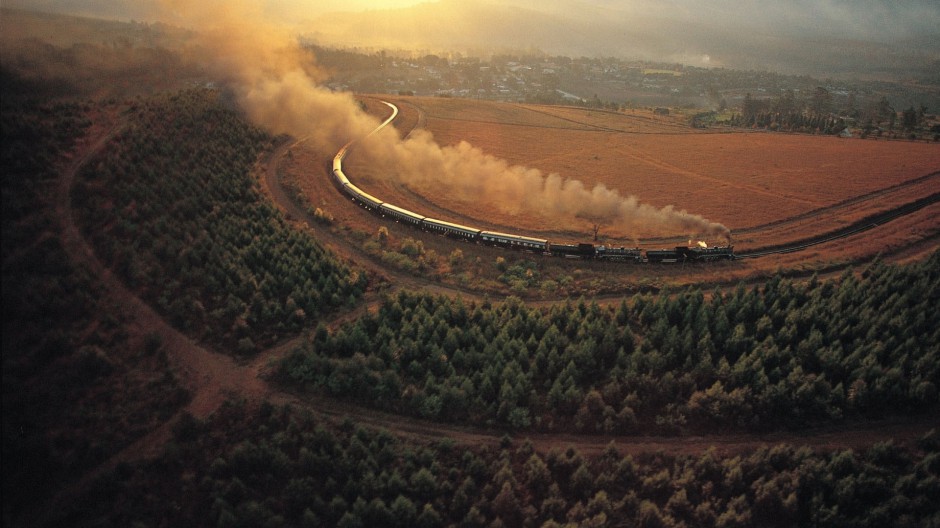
731,171,940,236
737,191,940,258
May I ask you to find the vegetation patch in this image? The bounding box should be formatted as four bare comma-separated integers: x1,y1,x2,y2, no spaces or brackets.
72,89,367,354
63,399,940,528
281,255,939,432
2,87,189,521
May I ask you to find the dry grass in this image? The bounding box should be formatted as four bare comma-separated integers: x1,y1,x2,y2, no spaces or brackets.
374,96,940,247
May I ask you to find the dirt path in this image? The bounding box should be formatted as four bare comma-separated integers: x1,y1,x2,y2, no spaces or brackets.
56,112,277,447
29,111,266,526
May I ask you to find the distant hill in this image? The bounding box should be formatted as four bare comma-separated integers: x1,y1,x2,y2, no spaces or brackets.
304,0,940,80
4,0,938,80
0,8,200,99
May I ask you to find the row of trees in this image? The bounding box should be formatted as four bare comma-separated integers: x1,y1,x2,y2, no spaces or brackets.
732,89,847,133
730,111,848,135
281,255,939,432
732,89,934,139
72,89,367,354
66,399,940,528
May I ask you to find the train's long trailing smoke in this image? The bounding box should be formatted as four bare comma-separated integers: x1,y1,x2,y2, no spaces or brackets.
361,130,730,241
160,0,730,243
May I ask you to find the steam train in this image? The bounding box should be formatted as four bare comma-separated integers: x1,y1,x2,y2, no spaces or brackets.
331,156,735,263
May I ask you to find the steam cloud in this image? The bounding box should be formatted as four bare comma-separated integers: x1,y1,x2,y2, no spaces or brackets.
362,130,731,241
160,0,730,243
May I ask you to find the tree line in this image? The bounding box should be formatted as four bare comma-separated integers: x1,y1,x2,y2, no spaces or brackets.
281,254,939,433
730,88,935,139
64,399,940,528
730,88,848,134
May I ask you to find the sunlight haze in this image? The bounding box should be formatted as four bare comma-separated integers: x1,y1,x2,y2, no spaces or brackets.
4,0,939,78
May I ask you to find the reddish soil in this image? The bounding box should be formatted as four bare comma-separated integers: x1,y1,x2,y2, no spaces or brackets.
374,97,940,248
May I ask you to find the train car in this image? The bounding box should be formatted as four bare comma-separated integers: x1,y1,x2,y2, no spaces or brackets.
682,245,735,262
340,180,358,200
549,243,596,258
380,203,425,226
333,169,351,188
333,167,351,187
422,217,482,240
480,231,549,252
596,246,643,262
333,145,351,182
646,248,682,263
344,182,383,210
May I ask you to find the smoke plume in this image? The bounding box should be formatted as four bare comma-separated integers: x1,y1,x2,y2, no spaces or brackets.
158,0,379,153
361,129,730,241
160,0,730,243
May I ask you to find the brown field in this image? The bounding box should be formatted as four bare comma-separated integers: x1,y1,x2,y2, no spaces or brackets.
284,95,939,291
363,97,940,243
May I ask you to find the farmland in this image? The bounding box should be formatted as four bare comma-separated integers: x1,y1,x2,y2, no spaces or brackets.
387,97,938,243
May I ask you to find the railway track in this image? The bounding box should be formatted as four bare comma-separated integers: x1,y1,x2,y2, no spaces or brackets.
732,170,940,236
396,96,940,254
737,191,940,258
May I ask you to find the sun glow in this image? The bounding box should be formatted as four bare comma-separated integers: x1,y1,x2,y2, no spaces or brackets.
276,0,430,15
352,0,430,8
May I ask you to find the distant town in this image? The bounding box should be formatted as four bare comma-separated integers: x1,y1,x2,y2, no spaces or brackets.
312,44,940,139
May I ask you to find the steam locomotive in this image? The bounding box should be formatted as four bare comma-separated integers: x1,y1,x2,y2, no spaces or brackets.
331,157,734,263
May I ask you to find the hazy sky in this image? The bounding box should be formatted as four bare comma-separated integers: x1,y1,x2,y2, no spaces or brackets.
5,0,939,75
2,0,428,20
9,0,939,39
